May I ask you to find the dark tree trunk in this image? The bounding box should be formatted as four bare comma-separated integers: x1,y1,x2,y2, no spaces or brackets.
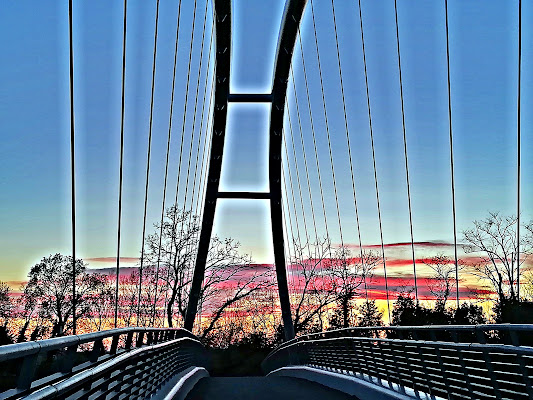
342,296,351,328
17,320,30,343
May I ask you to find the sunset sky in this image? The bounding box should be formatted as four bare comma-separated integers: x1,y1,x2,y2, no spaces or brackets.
1,0,532,298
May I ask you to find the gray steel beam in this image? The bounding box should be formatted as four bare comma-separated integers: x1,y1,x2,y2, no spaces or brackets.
184,0,232,332
269,0,307,341
228,93,273,103
217,191,271,199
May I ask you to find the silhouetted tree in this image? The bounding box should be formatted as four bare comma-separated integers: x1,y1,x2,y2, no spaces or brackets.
453,302,485,325
424,254,463,311
289,237,338,334
144,206,273,337
0,326,12,345
462,212,533,302
0,281,13,326
391,294,427,326
24,254,105,336
144,206,199,326
493,298,533,324
331,247,379,328
357,299,383,327
86,274,114,331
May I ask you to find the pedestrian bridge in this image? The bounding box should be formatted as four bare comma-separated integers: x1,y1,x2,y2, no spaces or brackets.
1,0,531,398
1,324,532,399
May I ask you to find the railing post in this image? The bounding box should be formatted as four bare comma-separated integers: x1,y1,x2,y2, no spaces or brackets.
508,330,533,399
387,339,406,395
16,353,40,391
475,329,502,400
450,331,476,400
136,331,145,347
364,337,382,386
376,339,393,389
347,338,362,378
60,343,79,373
89,339,104,363
411,332,432,398
429,331,452,399
354,338,370,381
125,331,134,350
110,334,120,355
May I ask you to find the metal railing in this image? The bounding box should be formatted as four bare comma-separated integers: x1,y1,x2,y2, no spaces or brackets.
0,327,204,400
282,324,533,346
263,325,533,400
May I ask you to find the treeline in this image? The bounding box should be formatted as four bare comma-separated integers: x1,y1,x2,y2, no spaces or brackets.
0,211,531,348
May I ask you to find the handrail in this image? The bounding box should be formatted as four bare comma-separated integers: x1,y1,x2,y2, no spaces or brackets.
263,325,533,400
0,327,197,400
21,337,207,400
273,323,533,353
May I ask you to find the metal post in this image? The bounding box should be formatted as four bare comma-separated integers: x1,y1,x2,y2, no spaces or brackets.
184,0,231,332
268,0,307,341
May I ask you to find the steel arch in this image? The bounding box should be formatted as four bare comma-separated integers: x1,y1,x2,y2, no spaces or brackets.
185,0,307,341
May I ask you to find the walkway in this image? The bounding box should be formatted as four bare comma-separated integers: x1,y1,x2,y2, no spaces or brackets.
185,377,359,400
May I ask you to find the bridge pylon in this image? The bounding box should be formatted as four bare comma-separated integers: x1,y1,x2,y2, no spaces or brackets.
184,0,308,341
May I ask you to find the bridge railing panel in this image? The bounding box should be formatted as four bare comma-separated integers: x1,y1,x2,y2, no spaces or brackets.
263,325,533,400
0,327,200,400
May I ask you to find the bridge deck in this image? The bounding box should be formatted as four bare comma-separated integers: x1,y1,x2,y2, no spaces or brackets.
184,376,358,400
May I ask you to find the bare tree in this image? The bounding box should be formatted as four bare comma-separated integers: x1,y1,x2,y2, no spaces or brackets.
144,205,274,336
290,237,338,334
424,254,463,310
118,272,143,327
197,239,273,339
144,206,199,327
135,265,163,327
86,274,114,331
462,212,533,302
331,247,380,328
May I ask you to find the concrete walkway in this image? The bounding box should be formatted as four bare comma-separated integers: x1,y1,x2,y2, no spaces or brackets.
185,376,359,400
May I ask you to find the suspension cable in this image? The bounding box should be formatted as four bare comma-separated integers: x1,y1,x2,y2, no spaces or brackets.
167,0,198,327
283,123,305,292
137,0,160,325
152,1,189,328
195,72,216,223
190,24,214,229
516,0,522,299
284,113,305,251
444,0,459,309
187,53,215,327
357,0,391,321
68,0,77,334
330,0,367,301
185,5,212,253
174,0,199,210
286,95,319,298
393,0,418,303
166,23,214,322
310,0,344,250
282,202,295,300
178,1,210,319
287,103,312,247
182,0,210,220
298,35,329,245
290,66,319,243
282,146,298,296
158,0,184,327
115,0,128,328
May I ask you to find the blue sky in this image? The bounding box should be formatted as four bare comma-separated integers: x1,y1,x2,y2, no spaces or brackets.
0,0,531,282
